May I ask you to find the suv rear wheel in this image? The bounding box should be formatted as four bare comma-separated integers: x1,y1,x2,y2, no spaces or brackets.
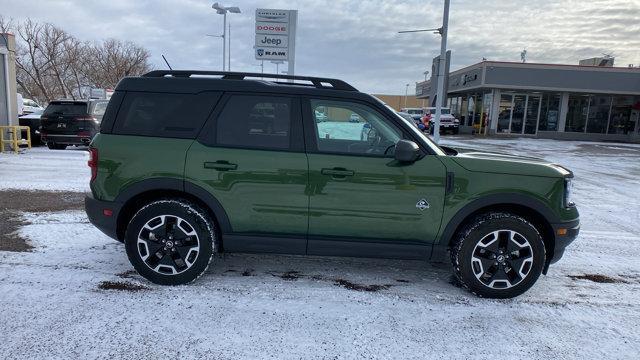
124,199,216,285
450,212,545,298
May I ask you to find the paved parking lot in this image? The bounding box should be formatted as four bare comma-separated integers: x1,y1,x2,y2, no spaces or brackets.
1,138,639,359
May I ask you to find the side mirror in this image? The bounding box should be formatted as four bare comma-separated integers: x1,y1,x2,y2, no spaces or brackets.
394,139,421,163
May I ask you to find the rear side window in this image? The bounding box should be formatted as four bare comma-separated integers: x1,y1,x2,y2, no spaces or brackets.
44,103,87,116
113,92,220,139
91,101,108,116
215,95,292,150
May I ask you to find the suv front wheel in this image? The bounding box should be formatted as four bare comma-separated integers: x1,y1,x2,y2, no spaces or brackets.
450,212,545,298
125,199,216,285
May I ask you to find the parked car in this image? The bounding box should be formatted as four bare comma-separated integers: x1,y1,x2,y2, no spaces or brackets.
18,108,44,145
400,107,425,121
23,98,44,115
396,111,416,124
85,70,579,298
423,107,460,134
349,113,361,123
40,99,109,150
314,110,328,122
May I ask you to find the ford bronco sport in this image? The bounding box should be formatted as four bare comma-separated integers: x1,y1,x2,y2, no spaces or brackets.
85,70,579,298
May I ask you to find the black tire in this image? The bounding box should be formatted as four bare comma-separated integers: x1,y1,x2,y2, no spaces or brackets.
453,128,459,135
125,199,216,285
47,142,66,150
450,212,545,298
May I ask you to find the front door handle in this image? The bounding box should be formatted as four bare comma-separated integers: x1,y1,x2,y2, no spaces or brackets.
321,168,354,177
204,161,238,171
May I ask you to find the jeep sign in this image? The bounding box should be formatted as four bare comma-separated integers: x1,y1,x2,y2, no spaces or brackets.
255,8,297,73
255,34,288,48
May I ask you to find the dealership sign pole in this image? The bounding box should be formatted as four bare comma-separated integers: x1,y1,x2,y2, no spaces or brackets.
255,9,297,76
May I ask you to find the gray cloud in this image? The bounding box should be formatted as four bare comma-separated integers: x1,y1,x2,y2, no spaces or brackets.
1,0,638,94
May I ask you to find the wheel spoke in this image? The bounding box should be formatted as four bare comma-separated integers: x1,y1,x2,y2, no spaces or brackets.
145,247,166,268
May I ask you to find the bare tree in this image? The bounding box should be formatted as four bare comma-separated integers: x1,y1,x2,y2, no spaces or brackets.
3,17,153,103
88,39,152,89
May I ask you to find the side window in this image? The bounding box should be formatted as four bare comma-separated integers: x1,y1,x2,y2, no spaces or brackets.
215,95,292,150
92,101,108,117
113,92,219,139
310,99,402,156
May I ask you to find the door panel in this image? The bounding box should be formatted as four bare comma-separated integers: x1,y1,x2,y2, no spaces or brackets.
307,153,446,243
185,143,308,235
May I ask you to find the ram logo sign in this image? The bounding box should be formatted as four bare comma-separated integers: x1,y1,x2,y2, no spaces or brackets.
255,48,288,61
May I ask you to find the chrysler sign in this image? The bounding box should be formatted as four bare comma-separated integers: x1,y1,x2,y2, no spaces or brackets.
255,8,297,64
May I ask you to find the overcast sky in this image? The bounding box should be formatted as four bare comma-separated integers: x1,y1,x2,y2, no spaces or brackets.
2,0,639,94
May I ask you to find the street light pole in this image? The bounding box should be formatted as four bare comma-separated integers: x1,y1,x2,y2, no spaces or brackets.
404,84,410,108
398,0,450,144
212,2,241,72
222,12,227,71
433,0,450,144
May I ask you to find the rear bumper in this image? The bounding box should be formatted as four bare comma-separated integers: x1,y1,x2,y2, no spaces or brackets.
85,194,122,241
42,134,93,145
549,218,580,265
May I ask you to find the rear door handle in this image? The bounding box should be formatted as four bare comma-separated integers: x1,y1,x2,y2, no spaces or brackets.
321,168,354,177
204,161,238,171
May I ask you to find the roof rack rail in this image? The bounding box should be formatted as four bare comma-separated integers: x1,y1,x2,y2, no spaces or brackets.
142,70,358,91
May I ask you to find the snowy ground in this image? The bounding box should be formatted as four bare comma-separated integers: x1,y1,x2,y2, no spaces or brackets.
1,138,640,359
0,146,90,192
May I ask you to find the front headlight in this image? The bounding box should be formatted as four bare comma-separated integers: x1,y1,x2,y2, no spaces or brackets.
564,179,574,207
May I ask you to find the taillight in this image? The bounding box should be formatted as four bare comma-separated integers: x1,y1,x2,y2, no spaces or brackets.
88,147,98,182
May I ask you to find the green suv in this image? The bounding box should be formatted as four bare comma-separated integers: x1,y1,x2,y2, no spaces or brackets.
85,70,579,298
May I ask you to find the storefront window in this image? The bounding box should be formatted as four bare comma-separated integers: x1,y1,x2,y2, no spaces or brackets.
481,92,493,132
586,95,611,133
538,93,560,131
466,95,476,126
497,94,512,133
608,96,636,134
565,95,589,132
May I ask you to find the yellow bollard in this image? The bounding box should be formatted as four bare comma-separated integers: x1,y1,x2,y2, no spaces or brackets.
0,126,31,153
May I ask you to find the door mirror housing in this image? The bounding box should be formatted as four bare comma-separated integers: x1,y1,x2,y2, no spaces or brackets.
394,139,421,163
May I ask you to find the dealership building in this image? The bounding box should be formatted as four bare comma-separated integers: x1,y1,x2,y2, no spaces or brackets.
415,60,640,142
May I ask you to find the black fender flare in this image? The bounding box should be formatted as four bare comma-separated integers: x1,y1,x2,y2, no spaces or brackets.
437,192,559,247
114,177,232,235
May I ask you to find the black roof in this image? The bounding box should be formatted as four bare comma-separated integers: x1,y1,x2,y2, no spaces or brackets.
115,70,373,100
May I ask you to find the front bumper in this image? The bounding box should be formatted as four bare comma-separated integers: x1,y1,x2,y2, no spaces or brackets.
85,193,122,241
549,218,580,265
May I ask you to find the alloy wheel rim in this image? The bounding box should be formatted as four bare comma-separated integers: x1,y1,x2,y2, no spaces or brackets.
470,229,534,289
137,215,200,275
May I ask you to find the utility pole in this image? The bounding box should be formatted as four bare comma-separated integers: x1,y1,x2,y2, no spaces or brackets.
228,22,231,71
433,0,450,144
404,84,410,108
